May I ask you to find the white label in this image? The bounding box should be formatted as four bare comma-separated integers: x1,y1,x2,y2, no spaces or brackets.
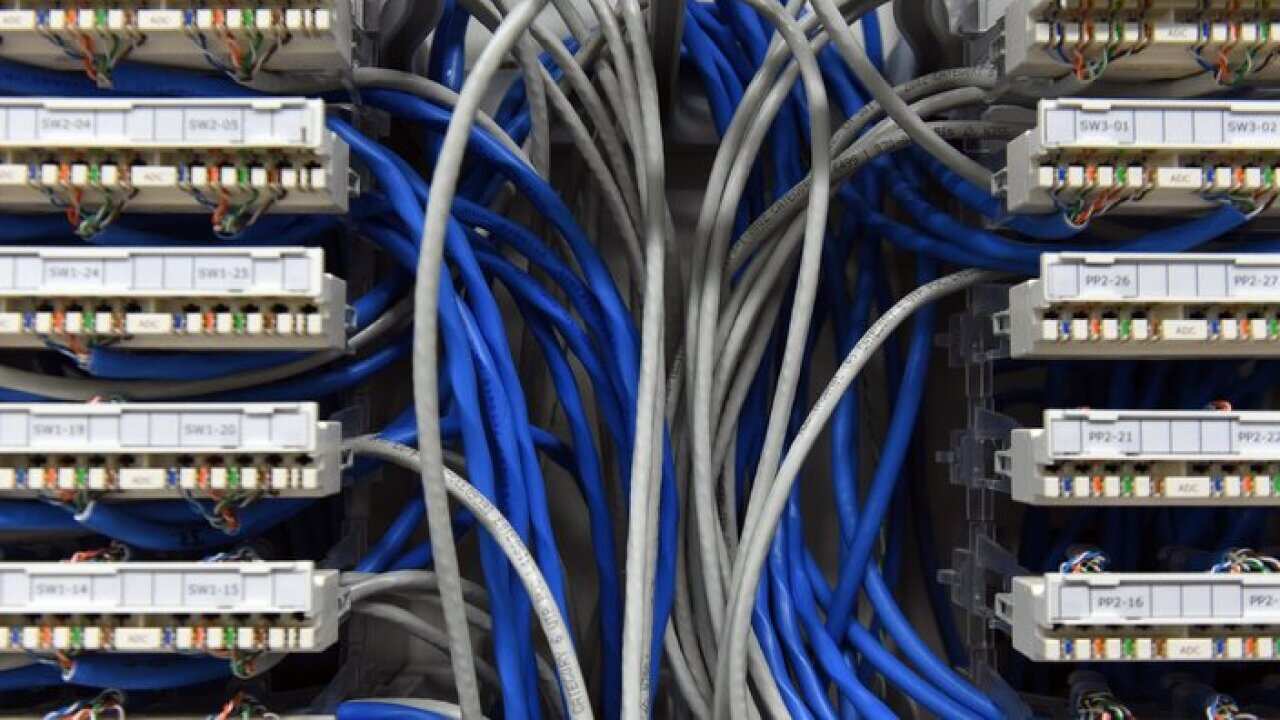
1090,586,1149,617
1073,110,1136,144
125,313,173,335
118,468,168,490
1233,423,1280,451
1165,476,1213,498
43,259,104,287
182,573,242,604
0,10,36,29
193,256,252,290
1157,167,1203,189
1229,266,1280,297
1164,637,1212,659
179,415,240,446
1082,421,1141,454
1152,23,1199,43
1162,319,1210,340
1076,264,1138,298
113,627,162,650
1224,113,1280,144
29,417,88,446
0,164,25,186
135,9,182,29
182,109,243,143
1244,588,1280,614
36,109,93,139
30,577,91,604
129,165,177,188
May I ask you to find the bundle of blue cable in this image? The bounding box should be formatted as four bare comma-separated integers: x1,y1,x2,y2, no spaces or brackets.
0,16,642,716
671,2,1262,718
0,0,1268,715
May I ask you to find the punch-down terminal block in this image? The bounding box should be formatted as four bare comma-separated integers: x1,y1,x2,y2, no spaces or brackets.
1000,0,1280,84
0,97,347,235
0,0,351,84
0,402,340,499
997,409,1280,505
0,247,345,350
1004,98,1280,217
0,562,337,653
996,253,1280,358
997,572,1280,662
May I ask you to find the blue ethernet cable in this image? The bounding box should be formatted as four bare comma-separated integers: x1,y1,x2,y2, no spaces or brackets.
435,265,534,720
351,93,678,693
337,701,452,720
385,510,478,572
356,497,426,573
0,57,253,97
752,572,815,720
817,259,1002,720
784,490,980,720
768,516,837,720
472,246,629,460
63,654,229,689
357,90,642,390
455,301,544,716
449,225,573,647
73,498,309,551
522,316,623,720
461,249,639,717
0,655,229,691
0,662,62,691
210,335,408,402
812,256,937,619
0,212,340,247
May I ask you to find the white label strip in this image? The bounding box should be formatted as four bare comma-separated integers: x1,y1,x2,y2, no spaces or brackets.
1047,413,1280,457
0,98,322,148
1050,576,1280,625
0,248,322,295
0,563,315,614
0,404,316,451
1042,104,1280,149
1043,255,1280,302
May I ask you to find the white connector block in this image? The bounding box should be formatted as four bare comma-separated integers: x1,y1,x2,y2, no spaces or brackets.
996,253,1280,358
1005,99,1280,215
0,97,347,215
998,409,1280,505
0,562,338,653
0,247,344,350
1000,0,1280,83
0,403,340,499
0,1,350,74
998,573,1280,662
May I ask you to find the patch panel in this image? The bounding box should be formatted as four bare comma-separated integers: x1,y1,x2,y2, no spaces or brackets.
0,402,340,500
0,561,338,653
997,409,1280,505
0,0,351,86
0,246,344,351
995,253,1280,358
999,0,1280,84
0,97,347,235
998,572,1280,662
1003,98,1280,217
